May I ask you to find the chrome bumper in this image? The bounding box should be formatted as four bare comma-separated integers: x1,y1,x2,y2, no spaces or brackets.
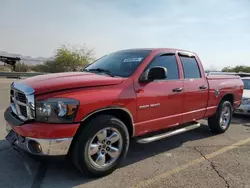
5,128,73,156
234,104,250,115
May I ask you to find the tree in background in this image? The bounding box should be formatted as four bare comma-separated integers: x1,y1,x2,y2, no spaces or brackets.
30,61,54,73
205,64,219,72
13,62,29,72
31,44,95,73
55,44,95,72
222,65,250,73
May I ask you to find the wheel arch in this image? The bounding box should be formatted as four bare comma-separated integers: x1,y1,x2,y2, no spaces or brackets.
220,93,234,106
75,107,134,139
68,107,133,176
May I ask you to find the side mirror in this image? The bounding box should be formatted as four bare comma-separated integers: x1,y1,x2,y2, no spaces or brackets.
139,66,167,82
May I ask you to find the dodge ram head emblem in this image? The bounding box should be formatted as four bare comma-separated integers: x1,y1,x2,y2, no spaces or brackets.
215,90,220,97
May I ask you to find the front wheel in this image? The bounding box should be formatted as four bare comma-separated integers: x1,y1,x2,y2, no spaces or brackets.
208,100,233,133
71,115,129,177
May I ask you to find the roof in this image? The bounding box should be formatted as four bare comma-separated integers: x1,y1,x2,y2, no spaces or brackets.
0,55,21,61
137,48,195,53
116,48,197,57
0,55,21,65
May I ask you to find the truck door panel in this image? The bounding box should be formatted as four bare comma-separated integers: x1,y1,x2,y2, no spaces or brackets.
178,54,209,122
134,54,184,134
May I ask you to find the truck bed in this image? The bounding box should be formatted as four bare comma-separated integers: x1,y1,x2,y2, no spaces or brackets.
206,75,241,80
204,74,243,118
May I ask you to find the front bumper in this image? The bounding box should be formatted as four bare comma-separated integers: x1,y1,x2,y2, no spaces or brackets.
234,104,250,115
5,126,73,156
4,107,79,156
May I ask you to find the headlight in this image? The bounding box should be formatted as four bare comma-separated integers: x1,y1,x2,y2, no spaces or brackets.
35,98,79,123
242,98,250,105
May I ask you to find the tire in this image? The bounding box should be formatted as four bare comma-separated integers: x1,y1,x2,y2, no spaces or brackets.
208,100,233,134
70,115,129,177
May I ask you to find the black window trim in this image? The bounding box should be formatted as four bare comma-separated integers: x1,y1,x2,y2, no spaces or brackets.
139,52,180,82
178,53,202,80
177,51,195,58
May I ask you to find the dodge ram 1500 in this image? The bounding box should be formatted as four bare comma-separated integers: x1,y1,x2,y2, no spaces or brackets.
4,48,244,177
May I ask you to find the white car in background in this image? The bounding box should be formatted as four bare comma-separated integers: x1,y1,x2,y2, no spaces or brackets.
235,77,250,115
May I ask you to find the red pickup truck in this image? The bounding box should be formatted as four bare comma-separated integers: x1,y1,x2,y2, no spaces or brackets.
4,48,243,177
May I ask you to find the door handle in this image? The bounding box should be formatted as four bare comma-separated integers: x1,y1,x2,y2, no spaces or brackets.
172,88,183,92
199,85,207,90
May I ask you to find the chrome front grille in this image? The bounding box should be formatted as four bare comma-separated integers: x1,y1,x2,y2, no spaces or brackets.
10,82,35,121
17,92,27,103
19,105,28,118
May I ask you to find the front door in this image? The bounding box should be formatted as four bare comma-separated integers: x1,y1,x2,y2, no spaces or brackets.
134,53,184,135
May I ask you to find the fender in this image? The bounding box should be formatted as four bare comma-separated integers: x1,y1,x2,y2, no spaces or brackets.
80,106,135,137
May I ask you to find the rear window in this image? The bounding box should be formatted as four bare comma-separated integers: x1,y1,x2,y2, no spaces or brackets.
179,56,201,79
243,79,250,90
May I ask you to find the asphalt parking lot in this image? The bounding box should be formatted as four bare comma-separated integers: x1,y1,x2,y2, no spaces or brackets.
0,78,249,188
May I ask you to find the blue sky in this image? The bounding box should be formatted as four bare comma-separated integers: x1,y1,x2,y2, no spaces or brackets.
0,0,250,70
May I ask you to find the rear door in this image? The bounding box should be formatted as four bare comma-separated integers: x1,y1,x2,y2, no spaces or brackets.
178,53,209,122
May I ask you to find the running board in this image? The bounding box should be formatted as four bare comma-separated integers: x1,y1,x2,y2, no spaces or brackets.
136,123,201,144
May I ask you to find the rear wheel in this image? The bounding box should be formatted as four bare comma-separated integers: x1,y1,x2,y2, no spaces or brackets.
208,100,233,133
71,115,129,177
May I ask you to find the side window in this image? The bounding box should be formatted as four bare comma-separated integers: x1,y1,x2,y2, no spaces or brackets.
179,56,201,79
147,55,179,80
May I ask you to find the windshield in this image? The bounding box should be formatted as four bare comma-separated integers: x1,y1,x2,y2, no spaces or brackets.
243,79,250,90
83,50,152,77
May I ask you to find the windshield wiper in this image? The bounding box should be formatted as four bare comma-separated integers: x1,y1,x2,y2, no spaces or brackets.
85,68,115,77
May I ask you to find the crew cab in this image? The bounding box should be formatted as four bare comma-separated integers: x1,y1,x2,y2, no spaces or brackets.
4,48,244,177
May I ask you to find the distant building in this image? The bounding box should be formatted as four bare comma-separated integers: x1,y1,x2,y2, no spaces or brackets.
0,55,21,71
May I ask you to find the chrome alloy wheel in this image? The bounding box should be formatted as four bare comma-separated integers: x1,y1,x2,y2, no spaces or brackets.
219,106,231,129
88,127,123,168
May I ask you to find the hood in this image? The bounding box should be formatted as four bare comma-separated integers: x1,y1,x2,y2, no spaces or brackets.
20,72,124,95
243,89,250,98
